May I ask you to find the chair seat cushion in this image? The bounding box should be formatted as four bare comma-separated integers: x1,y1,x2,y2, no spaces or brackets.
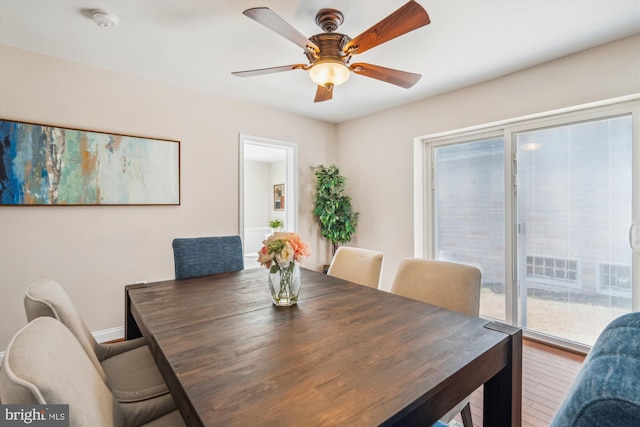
140,410,186,427
120,392,177,427
101,345,169,402
98,336,148,360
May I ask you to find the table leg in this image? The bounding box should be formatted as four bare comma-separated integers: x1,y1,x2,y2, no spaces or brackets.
124,284,144,340
483,322,523,427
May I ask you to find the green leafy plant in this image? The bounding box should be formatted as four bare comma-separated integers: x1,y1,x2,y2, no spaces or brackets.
269,219,282,229
313,164,359,256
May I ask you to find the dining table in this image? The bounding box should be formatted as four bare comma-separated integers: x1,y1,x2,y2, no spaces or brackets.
125,267,521,427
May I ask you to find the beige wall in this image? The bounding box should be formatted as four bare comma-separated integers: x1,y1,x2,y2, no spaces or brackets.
336,34,640,291
1,34,639,352
0,45,336,351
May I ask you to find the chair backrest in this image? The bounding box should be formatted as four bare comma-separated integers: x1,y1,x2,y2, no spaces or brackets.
390,258,481,317
550,311,640,427
326,246,384,289
24,278,107,380
172,235,244,280
0,317,124,427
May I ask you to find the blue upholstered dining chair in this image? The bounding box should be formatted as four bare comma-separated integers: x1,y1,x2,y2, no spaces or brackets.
550,311,640,427
172,235,244,279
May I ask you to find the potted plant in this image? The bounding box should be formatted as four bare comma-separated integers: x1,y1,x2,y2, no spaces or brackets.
269,219,282,234
313,164,359,259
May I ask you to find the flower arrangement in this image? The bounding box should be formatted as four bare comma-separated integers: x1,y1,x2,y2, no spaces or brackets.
258,232,311,305
258,232,310,270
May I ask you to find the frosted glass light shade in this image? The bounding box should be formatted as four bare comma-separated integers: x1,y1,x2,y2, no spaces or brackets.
309,61,350,87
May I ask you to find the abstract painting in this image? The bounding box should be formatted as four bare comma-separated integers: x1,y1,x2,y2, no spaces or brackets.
0,119,180,205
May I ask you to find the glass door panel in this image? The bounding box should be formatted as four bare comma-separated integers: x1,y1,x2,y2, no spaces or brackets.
433,137,506,321
515,116,633,346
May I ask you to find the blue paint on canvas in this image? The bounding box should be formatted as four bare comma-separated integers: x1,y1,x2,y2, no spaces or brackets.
0,120,25,204
0,120,180,205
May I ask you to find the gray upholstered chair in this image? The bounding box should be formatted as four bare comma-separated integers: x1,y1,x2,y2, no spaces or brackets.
391,258,481,427
24,278,173,421
550,311,640,427
326,246,384,289
0,317,185,427
172,235,244,280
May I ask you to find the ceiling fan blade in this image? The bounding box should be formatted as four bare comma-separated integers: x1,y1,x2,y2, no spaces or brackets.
314,85,333,103
243,7,319,53
350,63,421,89
344,0,430,55
232,64,306,77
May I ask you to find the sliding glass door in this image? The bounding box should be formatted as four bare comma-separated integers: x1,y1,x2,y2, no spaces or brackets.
427,101,638,349
433,136,506,322
514,116,633,345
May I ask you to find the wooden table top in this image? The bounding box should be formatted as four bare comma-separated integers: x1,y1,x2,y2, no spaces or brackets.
126,268,521,427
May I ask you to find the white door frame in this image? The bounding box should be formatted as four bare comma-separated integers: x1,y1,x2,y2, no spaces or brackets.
239,134,298,259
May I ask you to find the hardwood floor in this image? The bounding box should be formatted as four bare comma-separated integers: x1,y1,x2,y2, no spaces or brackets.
453,338,586,427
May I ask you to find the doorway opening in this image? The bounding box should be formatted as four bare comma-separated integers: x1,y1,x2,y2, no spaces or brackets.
239,135,297,268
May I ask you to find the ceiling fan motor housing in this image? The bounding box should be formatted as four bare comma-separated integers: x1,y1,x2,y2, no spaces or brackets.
306,33,352,65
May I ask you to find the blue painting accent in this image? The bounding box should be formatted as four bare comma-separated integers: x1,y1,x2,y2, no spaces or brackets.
0,119,180,205
0,120,23,205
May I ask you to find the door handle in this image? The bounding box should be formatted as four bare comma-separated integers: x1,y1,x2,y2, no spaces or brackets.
629,223,640,253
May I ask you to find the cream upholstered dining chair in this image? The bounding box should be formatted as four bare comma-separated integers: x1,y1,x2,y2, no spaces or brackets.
390,258,481,427
172,235,244,280
0,317,185,427
326,246,384,289
24,278,175,424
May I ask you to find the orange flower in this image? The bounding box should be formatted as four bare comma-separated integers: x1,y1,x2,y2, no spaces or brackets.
289,236,311,261
257,245,274,268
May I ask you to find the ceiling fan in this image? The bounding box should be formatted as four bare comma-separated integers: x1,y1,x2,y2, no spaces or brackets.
231,0,431,103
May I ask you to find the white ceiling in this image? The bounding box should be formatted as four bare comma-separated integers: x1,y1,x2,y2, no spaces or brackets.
1,1,639,124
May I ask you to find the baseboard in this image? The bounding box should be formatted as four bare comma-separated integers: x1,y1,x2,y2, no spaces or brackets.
0,325,125,365
93,326,125,344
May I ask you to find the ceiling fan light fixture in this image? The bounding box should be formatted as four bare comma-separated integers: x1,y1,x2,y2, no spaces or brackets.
309,60,350,88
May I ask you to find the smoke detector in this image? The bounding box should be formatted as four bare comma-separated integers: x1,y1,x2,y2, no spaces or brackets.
91,9,119,28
